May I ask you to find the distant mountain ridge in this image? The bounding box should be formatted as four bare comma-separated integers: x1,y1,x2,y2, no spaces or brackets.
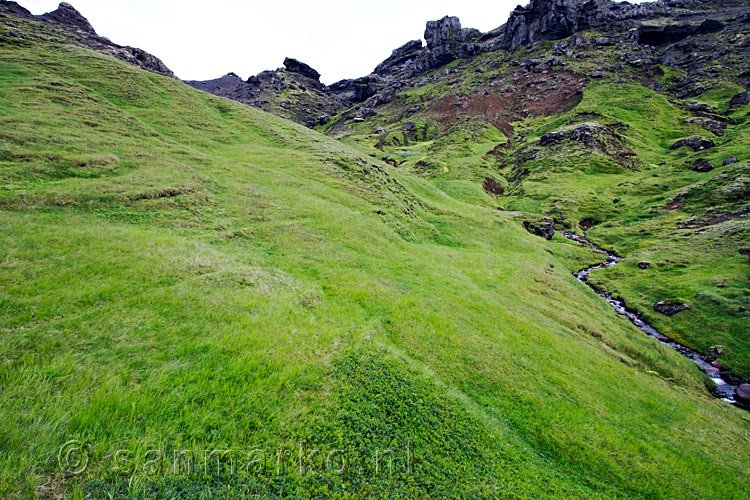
185,0,750,126
3,1,747,128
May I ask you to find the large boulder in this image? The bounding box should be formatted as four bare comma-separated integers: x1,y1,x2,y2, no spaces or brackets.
523,217,555,240
690,159,714,172
417,16,481,71
327,76,380,107
729,91,749,109
654,300,690,316
735,384,750,405
283,58,321,81
669,136,715,151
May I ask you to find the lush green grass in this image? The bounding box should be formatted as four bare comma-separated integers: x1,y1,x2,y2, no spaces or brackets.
1,13,749,500
487,81,750,377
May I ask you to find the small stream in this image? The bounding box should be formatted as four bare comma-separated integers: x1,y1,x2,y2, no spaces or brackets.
561,231,747,410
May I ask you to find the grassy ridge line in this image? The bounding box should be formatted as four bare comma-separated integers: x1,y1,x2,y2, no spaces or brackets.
0,12,749,499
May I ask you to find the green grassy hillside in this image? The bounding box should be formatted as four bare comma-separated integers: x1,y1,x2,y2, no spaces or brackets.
322,25,750,381
1,11,749,500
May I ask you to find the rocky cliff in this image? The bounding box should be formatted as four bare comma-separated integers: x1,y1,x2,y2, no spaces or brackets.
7,0,747,130
184,0,748,128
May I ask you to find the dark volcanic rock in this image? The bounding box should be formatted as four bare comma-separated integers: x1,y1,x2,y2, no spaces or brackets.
523,217,555,240
539,131,565,146
669,136,715,151
0,1,32,18
117,47,174,77
501,0,608,51
688,103,713,113
736,384,750,405
638,262,651,269
639,23,695,47
374,40,423,76
418,16,481,71
654,300,690,316
690,159,714,172
41,2,96,34
327,77,379,107
185,73,242,93
685,117,726,137
283,58,321,81
723,157,739,166
729,91,749,109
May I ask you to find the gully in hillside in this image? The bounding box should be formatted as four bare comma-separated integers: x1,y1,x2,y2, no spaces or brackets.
561,231,749,411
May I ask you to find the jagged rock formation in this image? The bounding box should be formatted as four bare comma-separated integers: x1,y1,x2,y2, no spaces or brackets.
185,59,340,127
374,40,423,76
40,1,96,34
501,0,605,51
0,1,175,77
283,57,321,81
420,16,481,69
12,0,746,129
178,1,750,127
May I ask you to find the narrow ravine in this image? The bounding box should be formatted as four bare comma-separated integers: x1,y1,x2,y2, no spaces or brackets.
561,231,748,411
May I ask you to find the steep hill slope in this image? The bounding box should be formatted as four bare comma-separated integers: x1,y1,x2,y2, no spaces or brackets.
1,3,749,500
315,0,750,381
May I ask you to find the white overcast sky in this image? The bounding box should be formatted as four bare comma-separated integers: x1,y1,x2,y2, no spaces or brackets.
20,1,648,84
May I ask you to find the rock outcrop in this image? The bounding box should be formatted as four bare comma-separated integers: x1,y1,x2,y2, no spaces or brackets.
654,300,690,316
374,40,423,76
0,1,33,18
729,90,749,108
419,16,481,69
283,58,321,82
501,0,607,51
29,0,744,132
670,136,715,151
690,159,714,172
523,217,556,240
735,384,750,405
326,76,380,107
186,60,340,128
40,2,96,34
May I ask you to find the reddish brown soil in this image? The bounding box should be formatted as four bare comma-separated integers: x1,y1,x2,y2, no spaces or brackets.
428,71,587,136
680,208,750,229
483,177,505,195
663,200,686,210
